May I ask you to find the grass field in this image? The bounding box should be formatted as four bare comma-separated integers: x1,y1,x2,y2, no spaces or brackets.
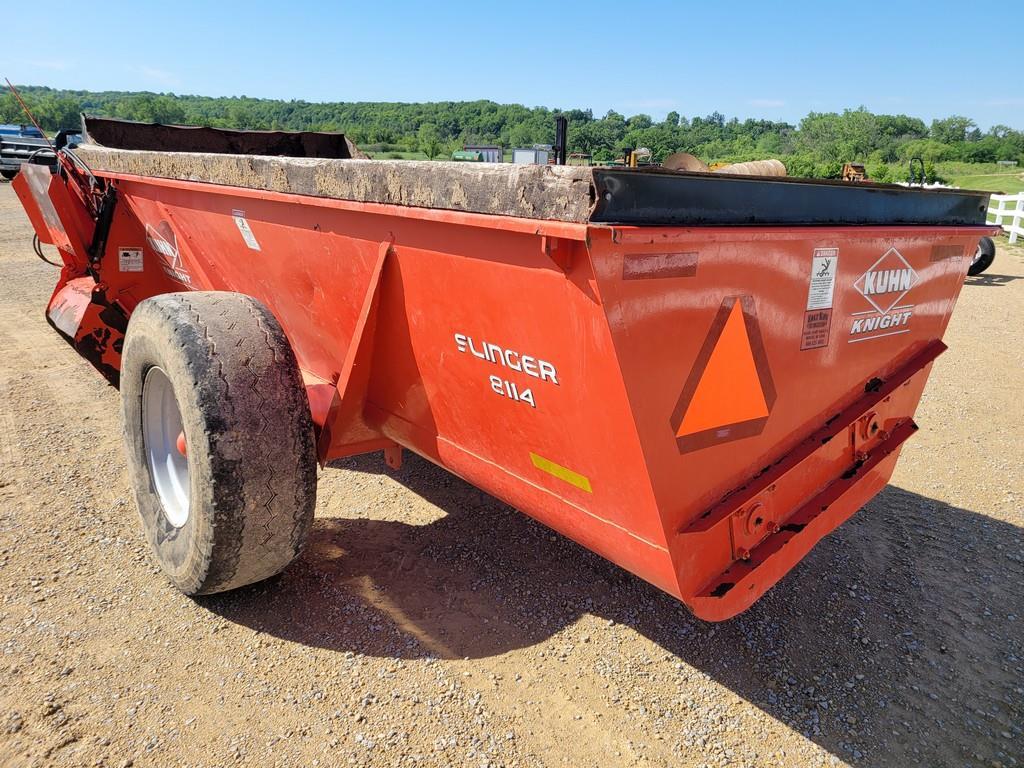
945,172,1024,194
939,162,1024,194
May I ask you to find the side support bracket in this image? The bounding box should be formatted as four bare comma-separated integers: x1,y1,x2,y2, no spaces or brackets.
315,239,394,463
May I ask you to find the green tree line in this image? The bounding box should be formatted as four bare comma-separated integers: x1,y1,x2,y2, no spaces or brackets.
3,85,1022,180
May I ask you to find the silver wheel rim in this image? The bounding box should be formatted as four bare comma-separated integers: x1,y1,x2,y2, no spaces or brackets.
142,366,190,527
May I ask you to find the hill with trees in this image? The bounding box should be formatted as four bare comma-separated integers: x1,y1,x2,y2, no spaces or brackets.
3,85,1022,183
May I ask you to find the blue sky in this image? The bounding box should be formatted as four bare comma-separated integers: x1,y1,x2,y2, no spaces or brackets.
4,0,1021,129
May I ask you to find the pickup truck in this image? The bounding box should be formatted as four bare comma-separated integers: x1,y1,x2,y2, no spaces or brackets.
0,124,53,179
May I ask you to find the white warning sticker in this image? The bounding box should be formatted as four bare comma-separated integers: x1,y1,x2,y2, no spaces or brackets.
118,247,144,272
232,209,261,251
806,248,838,310
801,248,838,350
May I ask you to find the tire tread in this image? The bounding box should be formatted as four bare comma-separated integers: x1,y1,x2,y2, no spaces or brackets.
121,291,316,596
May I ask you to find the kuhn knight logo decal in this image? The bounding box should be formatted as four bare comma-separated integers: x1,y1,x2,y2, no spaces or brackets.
848,247,918,343
146,221,192,286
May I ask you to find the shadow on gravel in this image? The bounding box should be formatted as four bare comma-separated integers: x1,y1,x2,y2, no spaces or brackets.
964,273,1024,286
209,452,1023,768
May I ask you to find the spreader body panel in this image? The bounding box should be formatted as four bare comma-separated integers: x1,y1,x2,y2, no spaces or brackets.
13,151,994,620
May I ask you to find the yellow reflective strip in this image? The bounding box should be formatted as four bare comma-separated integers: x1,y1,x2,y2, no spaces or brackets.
529,452,592,493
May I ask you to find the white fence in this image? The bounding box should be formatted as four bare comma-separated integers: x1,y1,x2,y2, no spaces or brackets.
988,193,1024,244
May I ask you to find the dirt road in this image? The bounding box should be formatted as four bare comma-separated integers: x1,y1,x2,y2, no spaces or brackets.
0,180,1021,768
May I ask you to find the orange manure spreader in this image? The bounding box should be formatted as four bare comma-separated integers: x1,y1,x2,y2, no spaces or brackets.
13,117,996,620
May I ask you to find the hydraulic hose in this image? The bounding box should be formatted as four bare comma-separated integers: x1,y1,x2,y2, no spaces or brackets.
33,234,62,267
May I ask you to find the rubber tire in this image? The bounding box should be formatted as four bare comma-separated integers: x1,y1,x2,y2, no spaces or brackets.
121,291,317,595
0,169,16,181
968,236,996,277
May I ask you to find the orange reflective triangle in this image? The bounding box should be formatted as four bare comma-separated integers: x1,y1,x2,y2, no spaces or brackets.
677,302,769,437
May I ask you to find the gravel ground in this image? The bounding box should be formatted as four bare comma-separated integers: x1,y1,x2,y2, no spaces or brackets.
0,180,1021,768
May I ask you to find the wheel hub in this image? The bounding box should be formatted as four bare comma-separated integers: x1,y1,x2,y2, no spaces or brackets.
142,367,190,527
